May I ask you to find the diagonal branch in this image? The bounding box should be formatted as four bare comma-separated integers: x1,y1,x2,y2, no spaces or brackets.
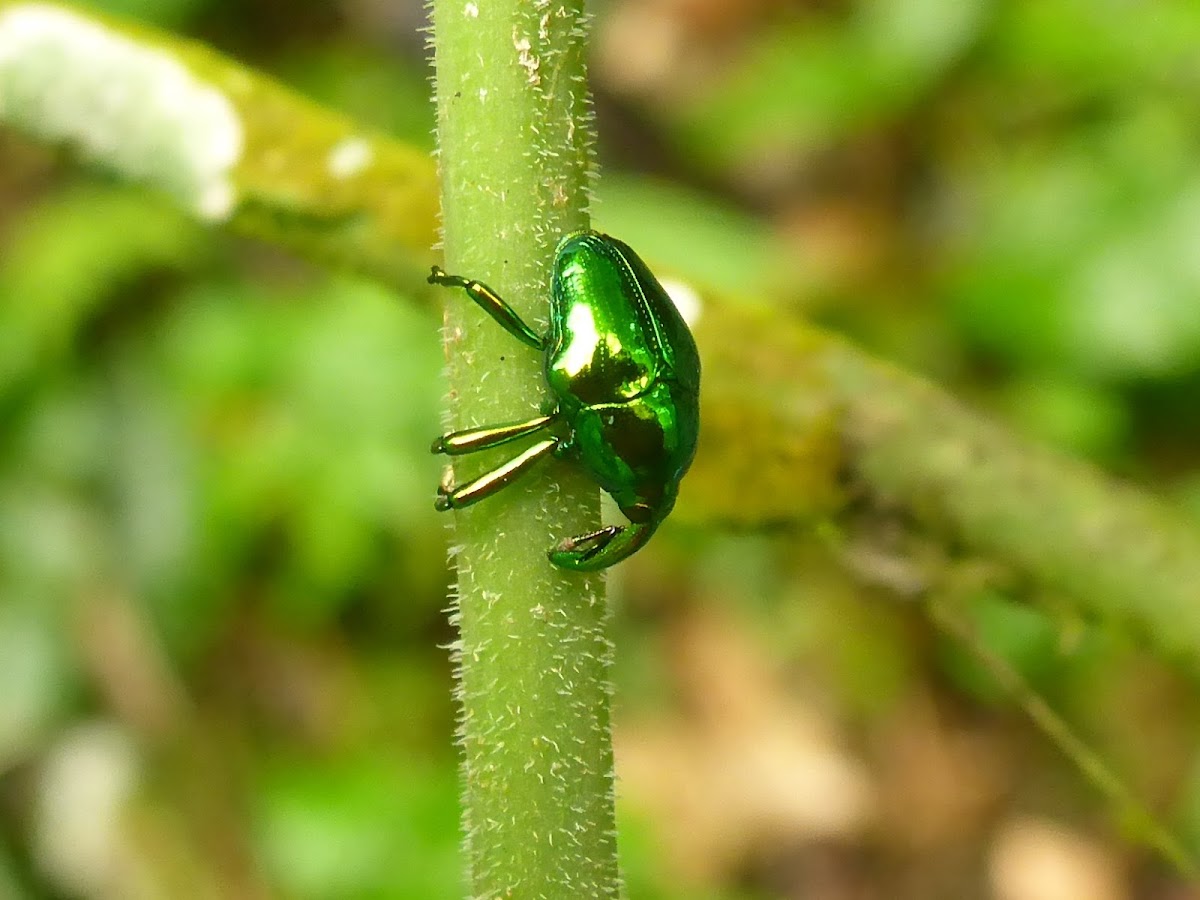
0,0,438,285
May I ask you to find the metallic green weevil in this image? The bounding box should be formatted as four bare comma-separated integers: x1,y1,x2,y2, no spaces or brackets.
428,231,701,571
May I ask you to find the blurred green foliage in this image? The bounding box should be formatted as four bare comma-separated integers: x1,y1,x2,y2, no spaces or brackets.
0,177,455,894
5,0,1200,897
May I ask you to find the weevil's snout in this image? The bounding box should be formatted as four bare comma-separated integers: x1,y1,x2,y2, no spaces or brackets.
622,502,654,524
620,477,679,526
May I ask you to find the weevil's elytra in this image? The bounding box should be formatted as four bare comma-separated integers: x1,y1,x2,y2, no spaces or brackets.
427,230,701,571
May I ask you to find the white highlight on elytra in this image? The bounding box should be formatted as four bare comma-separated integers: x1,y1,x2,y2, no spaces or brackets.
559,301,604,377
660,276,703,327
0,3,243,220
327,136,372,179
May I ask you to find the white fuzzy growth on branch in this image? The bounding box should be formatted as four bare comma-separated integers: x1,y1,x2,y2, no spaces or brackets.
0,3,243,220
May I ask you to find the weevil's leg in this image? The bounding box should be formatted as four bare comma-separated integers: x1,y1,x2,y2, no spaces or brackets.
549,519,658,572
432,413,556,455
435,437,559,511
428,266,544,350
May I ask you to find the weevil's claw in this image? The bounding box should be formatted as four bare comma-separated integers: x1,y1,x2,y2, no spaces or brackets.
549,520,658,572
429,266,471,290
434,468,455,511
551,526,619,567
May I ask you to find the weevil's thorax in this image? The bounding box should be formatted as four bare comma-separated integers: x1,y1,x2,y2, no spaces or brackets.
544,232,701,512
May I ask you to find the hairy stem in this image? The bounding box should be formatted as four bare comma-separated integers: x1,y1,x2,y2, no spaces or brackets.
430,0,619,896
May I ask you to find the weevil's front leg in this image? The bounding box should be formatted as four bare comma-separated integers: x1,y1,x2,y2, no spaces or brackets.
428,266,544,351
432,413,556,456
435,437,559,511
548,519,658,571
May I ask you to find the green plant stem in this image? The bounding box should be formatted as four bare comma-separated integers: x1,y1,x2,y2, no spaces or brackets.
430,1,619,897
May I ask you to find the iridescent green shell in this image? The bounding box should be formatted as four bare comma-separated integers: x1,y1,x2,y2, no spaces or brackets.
428,231,701,570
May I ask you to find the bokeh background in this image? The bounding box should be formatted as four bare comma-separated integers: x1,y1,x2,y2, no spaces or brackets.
4,0,1200,897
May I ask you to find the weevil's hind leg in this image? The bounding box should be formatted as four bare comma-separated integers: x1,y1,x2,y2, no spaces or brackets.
549,519,657,572
435,437,559,511
432,413,556,456
428,266,544,350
